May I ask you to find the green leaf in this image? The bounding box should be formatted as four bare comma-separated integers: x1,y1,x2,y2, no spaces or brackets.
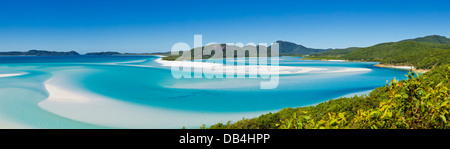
440,115,447,123
436,82,443,87
402,94,409,99
304,116,311,120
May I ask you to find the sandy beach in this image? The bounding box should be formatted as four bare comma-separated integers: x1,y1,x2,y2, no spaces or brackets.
155,58,371,75
322,59,346,62
374,64,429,73
37,69,274,128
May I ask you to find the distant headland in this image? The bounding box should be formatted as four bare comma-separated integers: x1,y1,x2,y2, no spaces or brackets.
0,50,161,56
0,50,80,56
0,40,332,57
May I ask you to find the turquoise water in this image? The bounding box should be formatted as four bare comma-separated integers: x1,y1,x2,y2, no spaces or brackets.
0,56,409,128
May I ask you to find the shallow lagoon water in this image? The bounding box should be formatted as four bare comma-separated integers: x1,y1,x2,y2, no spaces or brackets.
0,56,409,128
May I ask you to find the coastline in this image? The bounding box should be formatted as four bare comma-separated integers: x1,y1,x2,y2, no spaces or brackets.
322,59,346,62
300,89,374,108
36,67,376,128
301,57,430,73
155,58,372,75
37,69,274,128
374,64,429,73
0,56,410,128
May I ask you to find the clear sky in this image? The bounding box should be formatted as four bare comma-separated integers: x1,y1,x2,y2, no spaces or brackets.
0,0,449,53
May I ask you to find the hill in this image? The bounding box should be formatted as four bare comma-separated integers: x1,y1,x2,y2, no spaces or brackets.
206,35,450,129
162,41,331,60
403,35,450,44
207,64,450,129
270,40,332,55
0,50,80,56
85,52,122,55
305,35,450,69
308,47,360,58
341,41,450,69
162,44,271,61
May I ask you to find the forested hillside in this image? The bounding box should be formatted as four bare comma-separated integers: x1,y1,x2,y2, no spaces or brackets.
161,41,330,61
207,36,450,129
305,35,450,69
341,41,450,69
308,47,360,58
0,50,80,56
270,40,332,55
403,35,450,44
208,64,450,129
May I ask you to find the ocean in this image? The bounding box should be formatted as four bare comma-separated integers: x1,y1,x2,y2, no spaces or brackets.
0,56,409,128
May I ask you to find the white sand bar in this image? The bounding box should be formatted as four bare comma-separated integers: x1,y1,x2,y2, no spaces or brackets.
38,70,272,128
0,72,28,78
155,58,371,75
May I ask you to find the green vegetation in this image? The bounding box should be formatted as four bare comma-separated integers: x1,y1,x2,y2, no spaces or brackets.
121,52,172,56
272,40,332,55
161,55,183,61
161,41,331,61
308,47,360,58
341,41,450,69
85,52,121,55
300,56,340,60
0,50,80,56
208,64,450,129
305,35,450,69
206,35,450,129
161,44,274,61
403,35,450,44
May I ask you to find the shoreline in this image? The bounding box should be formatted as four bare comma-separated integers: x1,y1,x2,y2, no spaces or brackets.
37,70,376,128
321,59,346,62
301,56,431,73
373,64,429,73
0,57,405,128
155,58,372,75
37,69,274,128
300,89,374,108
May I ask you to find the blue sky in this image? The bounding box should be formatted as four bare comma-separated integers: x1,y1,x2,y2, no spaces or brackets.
0,0,449,53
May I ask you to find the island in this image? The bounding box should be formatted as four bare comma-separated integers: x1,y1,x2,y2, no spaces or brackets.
302,35,450,72
0,50,80,56
205,35,450,129
160,41,332,61
85,52,122,55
